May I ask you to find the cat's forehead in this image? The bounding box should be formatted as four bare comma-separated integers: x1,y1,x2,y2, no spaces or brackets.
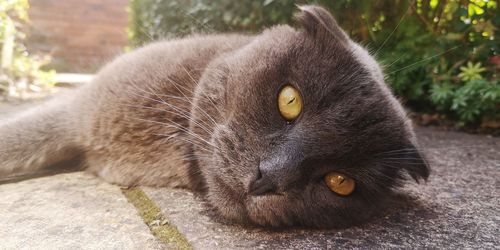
224,25,373,98
225,21,375,89
218,5,406,127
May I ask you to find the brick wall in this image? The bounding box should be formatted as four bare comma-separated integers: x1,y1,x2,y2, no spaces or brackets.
27,0,128,73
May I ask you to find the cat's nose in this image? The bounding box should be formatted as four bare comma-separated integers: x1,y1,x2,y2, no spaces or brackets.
249,154,302,196
248,169,277,196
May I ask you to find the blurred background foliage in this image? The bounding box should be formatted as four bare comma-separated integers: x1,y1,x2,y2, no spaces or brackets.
129,0,499,128
0,0,55,99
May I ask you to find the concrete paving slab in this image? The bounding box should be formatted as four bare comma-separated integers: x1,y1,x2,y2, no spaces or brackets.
0,172,163,250
145,127,500,249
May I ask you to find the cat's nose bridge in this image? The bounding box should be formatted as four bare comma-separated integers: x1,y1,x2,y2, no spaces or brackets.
248,150,303,196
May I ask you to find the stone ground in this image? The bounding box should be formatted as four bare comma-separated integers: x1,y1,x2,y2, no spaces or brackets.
0,173,162,249
0,101,499,249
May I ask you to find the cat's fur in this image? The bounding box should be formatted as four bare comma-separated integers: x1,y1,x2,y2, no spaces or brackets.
0,6,429,228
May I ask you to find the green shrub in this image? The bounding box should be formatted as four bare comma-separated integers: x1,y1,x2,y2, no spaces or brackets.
128,0,499,128
127,0,297,47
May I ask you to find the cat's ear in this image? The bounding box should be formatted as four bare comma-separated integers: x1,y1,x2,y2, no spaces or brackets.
295,5,349,44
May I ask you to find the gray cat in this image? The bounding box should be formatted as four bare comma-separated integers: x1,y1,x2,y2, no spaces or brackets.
0,6,429,228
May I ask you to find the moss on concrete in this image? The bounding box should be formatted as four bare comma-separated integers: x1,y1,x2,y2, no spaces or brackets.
122,187,192,250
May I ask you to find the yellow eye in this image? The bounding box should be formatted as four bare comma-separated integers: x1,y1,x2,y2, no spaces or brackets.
278,85,303,120
324,172,356,196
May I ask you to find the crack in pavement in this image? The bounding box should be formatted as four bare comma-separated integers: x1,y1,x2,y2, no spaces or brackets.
122,187,193,250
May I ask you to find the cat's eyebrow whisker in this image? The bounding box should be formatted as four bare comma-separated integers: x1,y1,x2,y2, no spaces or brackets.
387,45,462,75
179,65,224,117
117,69,222,150
179,136,216,150
376,145,497,157
124,78,183,107
376,163,424,179
203,95,224,117
374,0,414,56
375,153,422,158
179,152,211,159
118,60,196,107
131,87,218,130
133,117,219,150
423,145,497,151
161,70,220,127
355,170,396,196
190,99,219,127
166,73,195,96
381,158,498,165
162,126,217,151
156,132,214,153
377,161,430,166
375,151,418,156
183,66,222,115
142,90,216,131
381,56,403,72
141,78,209,126
185,144,245,168
123,103,212,134
379,160,431,166
122,84,217,131
121,93,197,128
371,163,427,182
373,148,418,156
387,56,402,68
181,8,216,34
377,153,427,158
378,156,428,160
132,19,156,42
173,137,214,154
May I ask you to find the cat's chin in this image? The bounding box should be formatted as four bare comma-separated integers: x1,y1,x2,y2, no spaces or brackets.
219,191,375,228
240,193,311,227
206,185,296,227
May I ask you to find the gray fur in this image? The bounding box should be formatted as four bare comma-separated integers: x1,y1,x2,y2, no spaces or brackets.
0,6,429,228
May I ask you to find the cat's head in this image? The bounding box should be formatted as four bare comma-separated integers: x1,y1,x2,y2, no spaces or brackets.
190,5,430,228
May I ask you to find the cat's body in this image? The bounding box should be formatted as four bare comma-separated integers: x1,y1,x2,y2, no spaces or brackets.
0,6,429,228
1,34,252,187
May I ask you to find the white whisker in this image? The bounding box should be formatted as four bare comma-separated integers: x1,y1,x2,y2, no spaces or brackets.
387,45,462,75
374,0,414,55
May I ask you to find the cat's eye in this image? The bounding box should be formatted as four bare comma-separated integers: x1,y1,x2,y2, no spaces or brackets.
278,85,303,120
324,172,356,196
